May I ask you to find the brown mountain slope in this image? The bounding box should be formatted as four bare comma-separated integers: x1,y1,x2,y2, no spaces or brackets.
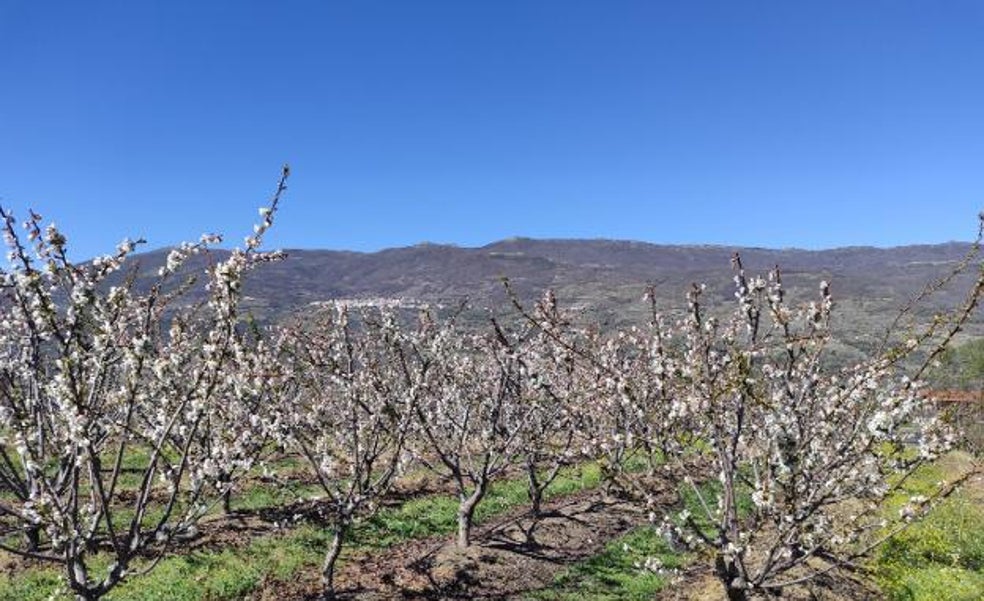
129,238,982,361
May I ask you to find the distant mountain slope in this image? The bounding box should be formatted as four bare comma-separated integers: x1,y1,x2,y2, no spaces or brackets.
481,237,972,276
129,238,982,361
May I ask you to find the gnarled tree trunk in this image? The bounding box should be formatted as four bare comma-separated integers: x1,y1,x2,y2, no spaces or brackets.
321,522,347,600
457,483,487,547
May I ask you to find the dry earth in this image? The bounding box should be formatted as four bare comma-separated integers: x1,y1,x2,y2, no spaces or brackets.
254,488,651,600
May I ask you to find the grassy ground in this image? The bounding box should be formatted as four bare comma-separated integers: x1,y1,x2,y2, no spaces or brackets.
0,463,603,601
526,525,687,601
526,466,722,601
4,453,979,601
529,452,984,601
872,452,984,601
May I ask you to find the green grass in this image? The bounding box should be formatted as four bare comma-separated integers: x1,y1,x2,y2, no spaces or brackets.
872,453,984,601
0,569,64,601
0,532,330,601
527,525,685,600
112,550,264,601
230,480,323,513
0,462,605,601
0,523,334,601
561,456,981,601
671,470,753,543
356,461,602,549
877,566,984,601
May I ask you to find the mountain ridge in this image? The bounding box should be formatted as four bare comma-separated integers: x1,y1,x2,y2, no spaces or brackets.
125,238,982,362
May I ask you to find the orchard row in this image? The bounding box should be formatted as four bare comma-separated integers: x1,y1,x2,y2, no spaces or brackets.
1,171,978,600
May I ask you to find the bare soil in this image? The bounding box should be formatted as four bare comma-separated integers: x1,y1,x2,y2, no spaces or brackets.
654,564,881,601
255,488,652,600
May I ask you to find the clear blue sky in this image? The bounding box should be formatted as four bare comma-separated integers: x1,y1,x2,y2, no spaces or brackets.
2,1,983,259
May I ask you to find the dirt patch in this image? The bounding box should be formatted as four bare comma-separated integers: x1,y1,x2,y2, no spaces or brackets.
272,489,651,600
939,451,984,505
654,565,880,601
655,567,881,601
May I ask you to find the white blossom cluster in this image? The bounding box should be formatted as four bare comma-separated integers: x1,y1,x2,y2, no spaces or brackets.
0,167,289,600
611,254,976,598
